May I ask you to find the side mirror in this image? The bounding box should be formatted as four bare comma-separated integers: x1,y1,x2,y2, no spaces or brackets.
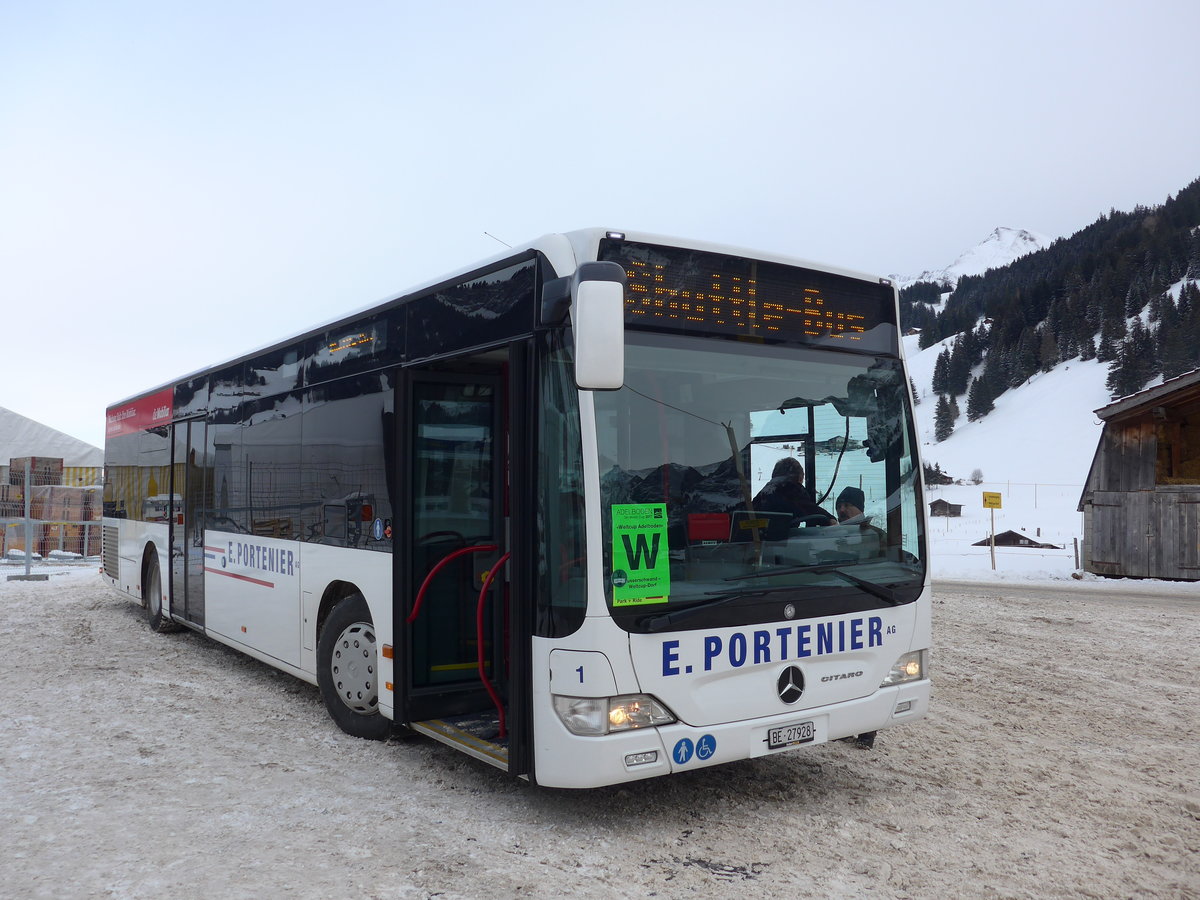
572,262,626,390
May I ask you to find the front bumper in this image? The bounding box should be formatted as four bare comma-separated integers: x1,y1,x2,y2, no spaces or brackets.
533,679,930,789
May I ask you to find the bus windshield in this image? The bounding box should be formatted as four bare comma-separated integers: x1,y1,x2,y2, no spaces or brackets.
595,333,925,633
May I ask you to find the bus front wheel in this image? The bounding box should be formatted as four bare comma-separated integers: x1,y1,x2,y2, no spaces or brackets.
317,594,391,741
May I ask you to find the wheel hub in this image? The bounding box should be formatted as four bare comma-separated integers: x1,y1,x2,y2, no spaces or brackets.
330,622,378,714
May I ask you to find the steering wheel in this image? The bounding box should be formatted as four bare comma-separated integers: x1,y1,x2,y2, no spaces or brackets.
796,514,833,527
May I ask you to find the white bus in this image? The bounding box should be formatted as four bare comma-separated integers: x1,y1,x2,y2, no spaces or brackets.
103,229,930,789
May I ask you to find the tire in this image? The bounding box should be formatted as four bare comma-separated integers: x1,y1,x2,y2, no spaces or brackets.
317,593,391,741
145,555,179,633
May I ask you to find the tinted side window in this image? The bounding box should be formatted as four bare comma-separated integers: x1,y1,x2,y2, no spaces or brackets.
208,363,246,533
102,431,138,520
137,425,173,522
104,389,174,522
300,371,396,551
406,258,535,362
242,389,303,539
174,374,208,419
306,311,399,385
535,333,587,637
249,345,305,396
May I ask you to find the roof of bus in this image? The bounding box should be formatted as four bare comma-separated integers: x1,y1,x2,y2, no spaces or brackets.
106,228,893,410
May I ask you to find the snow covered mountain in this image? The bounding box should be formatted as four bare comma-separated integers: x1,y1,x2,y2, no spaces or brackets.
895,227,1052,290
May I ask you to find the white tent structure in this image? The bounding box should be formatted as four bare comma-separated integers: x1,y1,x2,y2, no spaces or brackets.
0,407,102,483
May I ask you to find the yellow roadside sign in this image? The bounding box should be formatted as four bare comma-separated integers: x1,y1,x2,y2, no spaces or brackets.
982,491,1002,509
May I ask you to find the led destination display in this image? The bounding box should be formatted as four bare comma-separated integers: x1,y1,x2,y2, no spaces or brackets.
598,238,896,348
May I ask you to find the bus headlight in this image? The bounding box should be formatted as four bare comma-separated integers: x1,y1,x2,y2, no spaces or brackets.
880,650,927,687
552,694,676,736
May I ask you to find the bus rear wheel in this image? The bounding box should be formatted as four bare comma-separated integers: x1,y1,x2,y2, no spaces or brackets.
145,555,179,633
317,594,391,741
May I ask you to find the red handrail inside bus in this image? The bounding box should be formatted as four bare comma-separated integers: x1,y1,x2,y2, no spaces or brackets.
477,551,511,739
407,544,498,624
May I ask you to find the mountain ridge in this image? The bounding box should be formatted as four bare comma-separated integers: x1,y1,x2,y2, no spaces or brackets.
894,226,1052,291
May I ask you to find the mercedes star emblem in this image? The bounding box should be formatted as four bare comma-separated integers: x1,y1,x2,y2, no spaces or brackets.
777,665,805,704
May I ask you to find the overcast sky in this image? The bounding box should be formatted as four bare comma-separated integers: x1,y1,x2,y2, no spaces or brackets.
2,1,1198,449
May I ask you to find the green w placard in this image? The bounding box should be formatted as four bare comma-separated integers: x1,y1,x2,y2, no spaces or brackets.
610,503,670,606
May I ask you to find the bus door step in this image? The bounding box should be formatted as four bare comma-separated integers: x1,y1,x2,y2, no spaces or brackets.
411,714,509,771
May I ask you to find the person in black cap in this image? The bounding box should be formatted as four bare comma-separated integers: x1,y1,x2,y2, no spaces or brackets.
835,485,886,556
835,486,868,525
753,458,836,527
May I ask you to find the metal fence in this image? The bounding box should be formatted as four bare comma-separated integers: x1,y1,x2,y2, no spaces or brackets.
2,458,101,580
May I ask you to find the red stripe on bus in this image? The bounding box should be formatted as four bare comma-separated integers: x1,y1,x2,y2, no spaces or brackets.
203,567,274,588
105,387,175,438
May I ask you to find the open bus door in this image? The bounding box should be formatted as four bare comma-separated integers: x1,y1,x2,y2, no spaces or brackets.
399,344,533,776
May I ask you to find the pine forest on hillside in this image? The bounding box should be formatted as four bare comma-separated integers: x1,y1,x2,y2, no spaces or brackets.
902,177,1200,437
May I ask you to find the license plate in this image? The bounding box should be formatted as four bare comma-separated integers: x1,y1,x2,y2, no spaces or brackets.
768,721,815,749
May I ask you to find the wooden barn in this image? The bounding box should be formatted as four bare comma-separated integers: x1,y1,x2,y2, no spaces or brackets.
929,499,963,517
1078,368,1200,580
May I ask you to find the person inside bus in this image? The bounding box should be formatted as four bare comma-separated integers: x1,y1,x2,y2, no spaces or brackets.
834,486,869,525
751,457,836,531
835,485,886,558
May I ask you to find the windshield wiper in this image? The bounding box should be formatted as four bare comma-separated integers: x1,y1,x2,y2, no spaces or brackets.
818,567,901,605
638,586,804,632
724,562,904,606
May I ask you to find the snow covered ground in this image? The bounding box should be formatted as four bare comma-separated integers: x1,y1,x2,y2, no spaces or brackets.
924,478,1087,582
2,559,1197,899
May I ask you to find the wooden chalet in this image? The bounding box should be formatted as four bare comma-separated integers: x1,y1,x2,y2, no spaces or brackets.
1078,368,1200,580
